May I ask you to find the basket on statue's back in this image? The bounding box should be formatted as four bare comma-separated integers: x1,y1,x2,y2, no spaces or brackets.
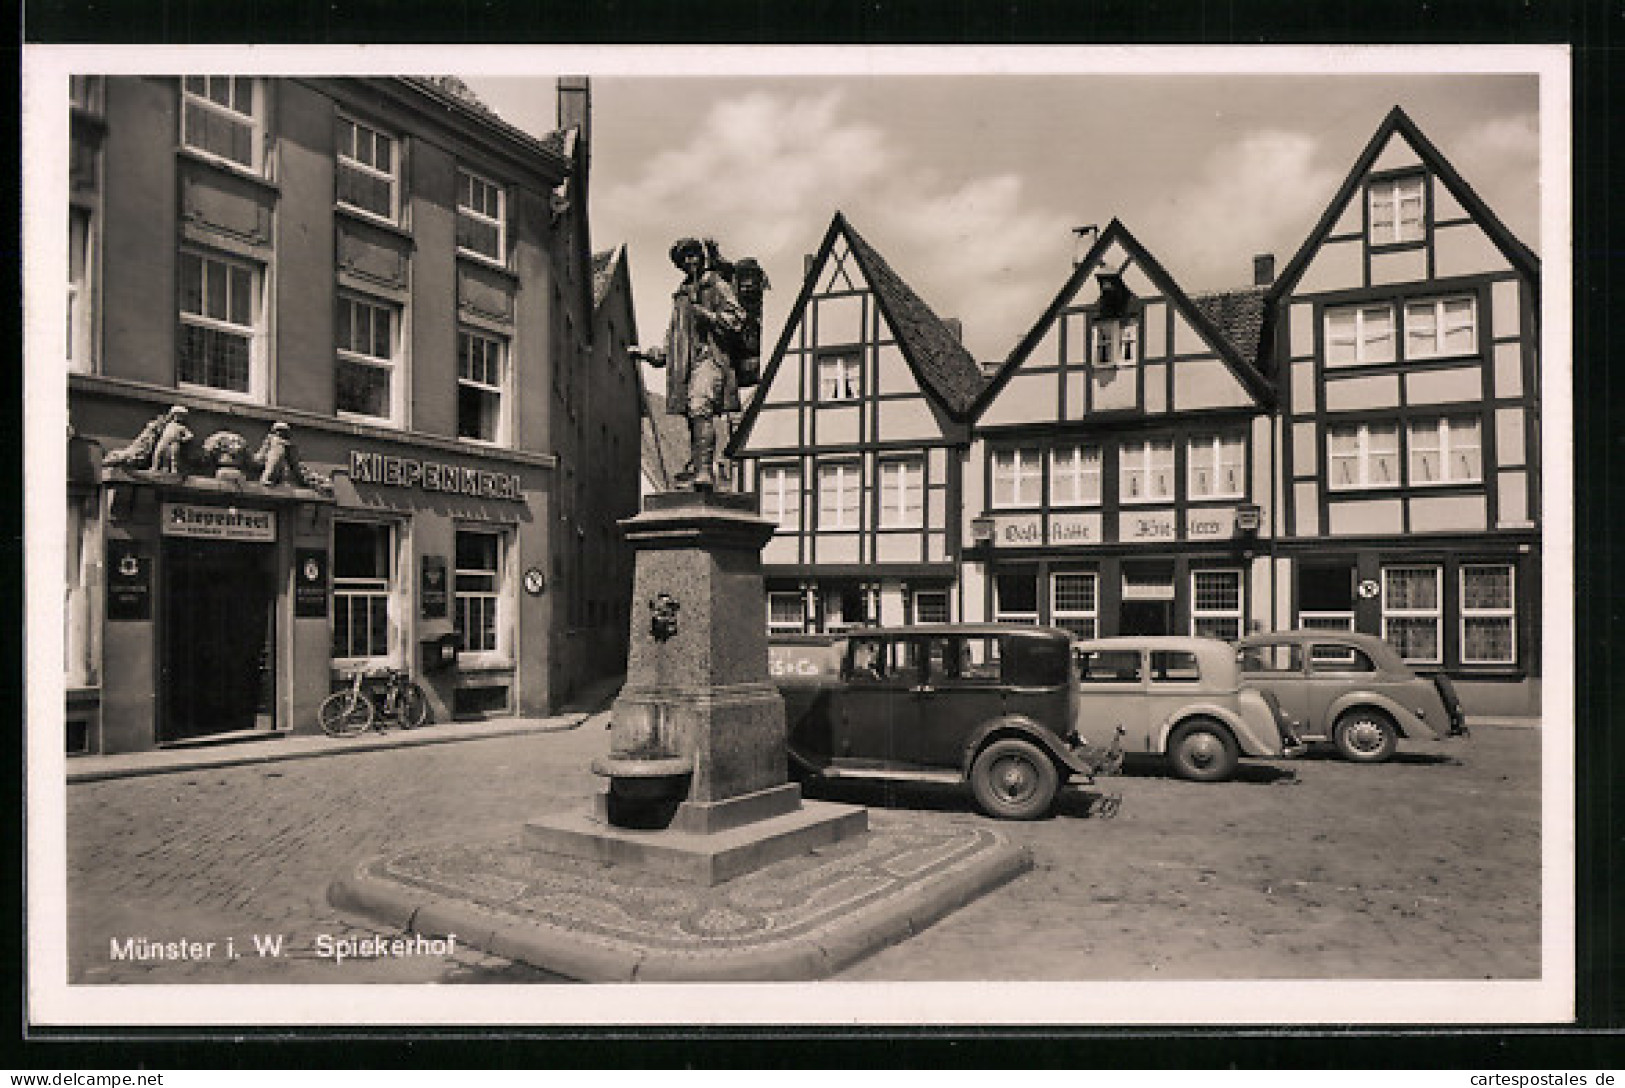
704,240,769,388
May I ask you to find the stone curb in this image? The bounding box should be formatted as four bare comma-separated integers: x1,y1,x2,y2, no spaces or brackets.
67,714,592,785
328,838,1033,983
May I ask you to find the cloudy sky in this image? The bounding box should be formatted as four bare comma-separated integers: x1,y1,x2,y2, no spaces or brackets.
463,57,1543,366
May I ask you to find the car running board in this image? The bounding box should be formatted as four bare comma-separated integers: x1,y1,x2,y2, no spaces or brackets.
811,766,964,786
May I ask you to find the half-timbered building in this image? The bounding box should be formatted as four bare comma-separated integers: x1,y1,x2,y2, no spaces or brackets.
1267,106,1541,715
728,212,987,633
966,220,1278,639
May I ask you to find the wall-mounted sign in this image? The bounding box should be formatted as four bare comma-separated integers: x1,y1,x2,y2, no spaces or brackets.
349,451,524,502
295,548,329,618
523,567,547,596
421,555,448,618
1120,509,1178,544
1358,579,1381,600
1048,511,1103,546
1185,508,1238,542
990,513,1043,548
161,503,277,542
106,540,152,621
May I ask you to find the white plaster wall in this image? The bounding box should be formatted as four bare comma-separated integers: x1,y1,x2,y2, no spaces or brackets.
1291,359,1317,415
960,561,988,623
1172,312,1206,356
1332,195,1363,237
1294,481,1320,537
1172,356,1252,411
1497,407,1526,467
1325,374,1402,411
1327,498,1403,535
1498,470,1530,526
1370,247,1428,286
875,343,913,395
1289,302,1316,359
1409,493,1486,533
1297,238,1364,295
1435,222,1513,280
1492,280,1522,339
1143,363,1166,414
1372,135,1422,172
1494,342,1524,398
1405,366,1483,406
1143,302,1167,359
1292,421,1318,478
1433,176,1467,220
981,372,1056,426
816,405,861,445
878,398,943,441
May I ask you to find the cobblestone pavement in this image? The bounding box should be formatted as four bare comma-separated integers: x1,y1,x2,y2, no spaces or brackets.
63,717,1542,985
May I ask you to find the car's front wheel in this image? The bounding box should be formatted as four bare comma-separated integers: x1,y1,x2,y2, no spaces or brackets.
969,738,1059,820
1333,708,1399,763
1166,718,1240,782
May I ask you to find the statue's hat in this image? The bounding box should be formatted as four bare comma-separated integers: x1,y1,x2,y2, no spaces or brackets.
669,237,705,268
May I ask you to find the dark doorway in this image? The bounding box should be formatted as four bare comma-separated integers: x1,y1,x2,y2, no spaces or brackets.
162,538,276,742
1119,600,1173,636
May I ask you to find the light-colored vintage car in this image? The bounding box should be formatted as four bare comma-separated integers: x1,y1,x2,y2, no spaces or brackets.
1237,630,1469,763
1071,635,1302,782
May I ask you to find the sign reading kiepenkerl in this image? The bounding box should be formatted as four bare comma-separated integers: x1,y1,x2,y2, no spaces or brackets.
349,450,523,501
161,503,277,542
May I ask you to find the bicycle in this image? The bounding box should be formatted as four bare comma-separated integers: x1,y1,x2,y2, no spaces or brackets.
318,666,430,737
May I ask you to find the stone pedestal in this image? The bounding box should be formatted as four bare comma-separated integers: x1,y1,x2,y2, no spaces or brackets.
525,490,866,885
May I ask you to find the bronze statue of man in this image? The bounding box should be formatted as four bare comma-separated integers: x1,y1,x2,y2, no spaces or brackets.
639,236,748,491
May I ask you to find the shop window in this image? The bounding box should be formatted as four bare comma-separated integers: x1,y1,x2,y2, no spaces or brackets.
456,528,508,656
1050,572,1098,638
457,168,507,263
879,457,924,528
1368,174,1425,245
759,463,801,531
1405,296,1477,359
336,293,401,423
913,589,950,625
1382,565,1442,664
178,249,262,399
1461,563,1516,665
1050,443,1101,507
1325,303,1396,367
69,205,93,373
181,76,262,171
1327,422,1400,490
1297,565,1356,631
817,460,861,530
1187,433,1246,500
817,351,861,402
993,571,1039,625
458,329,508,444
1191,569,1243,642
1408,416,1482,485
1120,439,1175,504
991,445,1043,509
332,520,393,661
336,114,399,221
822,585,868,633
767,591,806,634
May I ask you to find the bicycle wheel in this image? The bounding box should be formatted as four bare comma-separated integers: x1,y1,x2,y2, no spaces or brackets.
318,690,374,737
398,683,430,728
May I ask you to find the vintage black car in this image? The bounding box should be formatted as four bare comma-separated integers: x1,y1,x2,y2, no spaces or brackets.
769,624,1119,820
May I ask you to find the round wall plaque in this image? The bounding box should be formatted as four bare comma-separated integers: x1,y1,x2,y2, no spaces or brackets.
1357,578,1380,599
523,567,547,596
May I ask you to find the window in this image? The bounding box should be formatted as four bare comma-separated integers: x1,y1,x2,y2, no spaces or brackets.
457,169,506,262
1192,569,1243,641
1369,174,1425,245
1298,565,1356,631
822,585,868,633
1240,643,1302,674
332,521,393,661
879,458,924,528
336,114,398,221
1310,645,1377,672
1051,572,1098,638
335,294,400,422
1461,564,1516,665
456,529,506,655
181,76,260,170
1327,422,1400,490
767,591,807,634
1405,296,1477,359
1408,416,1482,485
759,463,802,530
913,590,950,624
1150,651,1202,683
1188,433,1245,500
1325,304,1396,367
1078,649,1142,684
1050,444,1101,506
1092,317,1138,367
178,249,260,397
458,329,507,443
817,461,861,529
69,206,92,372
992,445,1043,508
817,352,861,402
1382,565,1442,664
1120,439,1175,503
993,571,1039,624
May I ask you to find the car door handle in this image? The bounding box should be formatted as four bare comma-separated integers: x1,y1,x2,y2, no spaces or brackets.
910,684,935,695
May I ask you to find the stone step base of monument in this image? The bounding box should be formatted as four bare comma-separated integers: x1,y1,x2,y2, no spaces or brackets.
328,814,1031,982
524,792,868,886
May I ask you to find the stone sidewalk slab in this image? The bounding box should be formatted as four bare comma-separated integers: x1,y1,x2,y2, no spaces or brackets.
330,816,1031,982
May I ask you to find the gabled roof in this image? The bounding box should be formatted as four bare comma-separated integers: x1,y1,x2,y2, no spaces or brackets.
974,218,1275,416
592,245,626,311
1268,104,1539,303
400,76,573,168
728,212,986,455
640,390,690,492
1191,287,1271,367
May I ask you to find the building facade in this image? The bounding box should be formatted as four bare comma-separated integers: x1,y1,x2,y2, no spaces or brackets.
729,213,986,633
64,75,640,754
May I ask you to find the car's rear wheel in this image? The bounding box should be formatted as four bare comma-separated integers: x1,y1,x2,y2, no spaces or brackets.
1166,718,1240,782
969,738,1059,820
1333,708,1399,763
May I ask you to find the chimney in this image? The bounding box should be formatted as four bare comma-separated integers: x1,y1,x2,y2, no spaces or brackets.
1253,253,1276,286
557,77,591,177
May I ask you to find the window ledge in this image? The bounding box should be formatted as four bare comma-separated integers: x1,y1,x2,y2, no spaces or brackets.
177,147,279,194
337,203,415,243
457,251,519,281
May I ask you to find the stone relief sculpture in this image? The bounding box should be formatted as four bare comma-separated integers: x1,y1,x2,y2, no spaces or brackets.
97,407,332,495
102,404,189,470
150,406,193,474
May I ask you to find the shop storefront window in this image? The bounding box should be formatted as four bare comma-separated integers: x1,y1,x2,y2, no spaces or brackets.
1297,564,1356,631
1461,563,1516,665
332,520,393,661
1191,569,1243,642
1050,572,1098,638
994,571,1039,625
1382,565,1442,663
456,529,505,655
913,589,950,625
767,591,806,634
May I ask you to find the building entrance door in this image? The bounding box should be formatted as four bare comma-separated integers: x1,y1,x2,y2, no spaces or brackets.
161,538,276,742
